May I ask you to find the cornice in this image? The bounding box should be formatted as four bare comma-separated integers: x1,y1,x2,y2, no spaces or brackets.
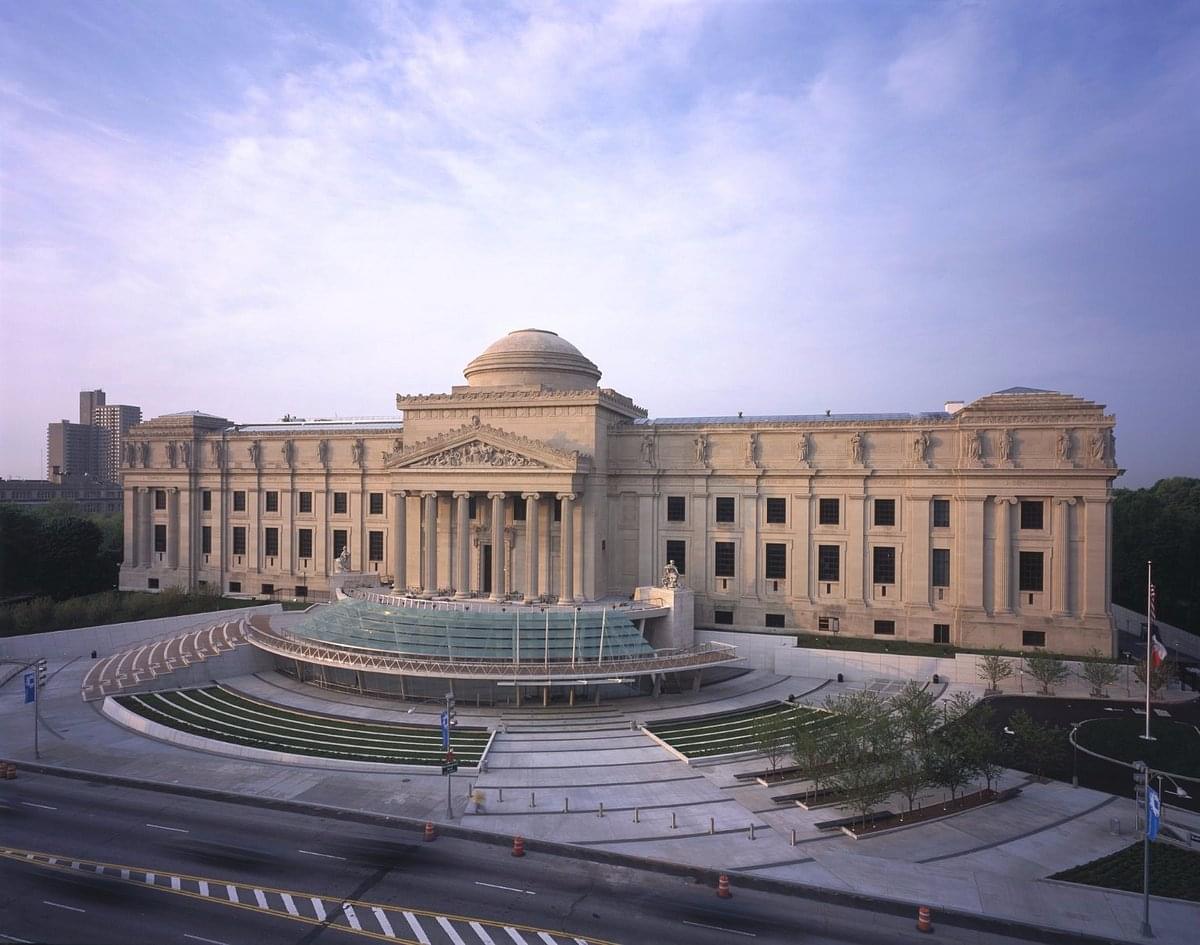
616,416,1115,432
396,387,646,417
389,420,587,471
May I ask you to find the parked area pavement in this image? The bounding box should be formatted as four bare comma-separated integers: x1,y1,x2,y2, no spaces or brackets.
3,644,1198,943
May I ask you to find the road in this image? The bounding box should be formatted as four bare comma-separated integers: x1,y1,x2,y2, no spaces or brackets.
0,772,1031,945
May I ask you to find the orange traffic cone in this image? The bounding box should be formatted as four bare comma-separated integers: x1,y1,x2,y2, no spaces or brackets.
716,874,732,899
423,821,436,842
512,835,525,857
916,905,932,933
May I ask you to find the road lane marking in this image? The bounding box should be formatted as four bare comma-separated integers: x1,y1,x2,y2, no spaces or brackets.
0,933,33,943
469,921,496,944
145,823,189,833
537,934,558,945
504,929,528,944
171,876,181,891
253,889,268,909
198,881,210,897
371,906,395,938
281,893,298,916
404,912,432,945
298,849,346,860
475,881,536,895
310,898,327,921
682,919,756,937
225,884,239,903
42,901,85,913
184,935,231,945
21,802,57,810
437,917,468,945
343,903,362,931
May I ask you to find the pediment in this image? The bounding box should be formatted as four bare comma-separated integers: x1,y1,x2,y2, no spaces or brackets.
387,422,582,471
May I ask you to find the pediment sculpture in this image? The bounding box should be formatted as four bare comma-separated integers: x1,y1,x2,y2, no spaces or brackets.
412,440,547,469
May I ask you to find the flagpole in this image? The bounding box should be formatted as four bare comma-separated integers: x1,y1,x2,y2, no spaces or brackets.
1144,560,1152,741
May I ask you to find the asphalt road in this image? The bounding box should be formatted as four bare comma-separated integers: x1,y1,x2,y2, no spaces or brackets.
0,772,1035,945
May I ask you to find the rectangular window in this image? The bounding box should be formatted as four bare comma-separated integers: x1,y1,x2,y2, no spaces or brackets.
265,491,279,513
469,496,479,519
369,492,384,515
874,498,895,527
1019,551,1044,591
715,497,736,524
932,498,950,528
818,498,840,525
369,530,384,561
666,496,686,522
228,581,241,593
1022,630,1047,647
666,539,687,575
765,613,785,628
873,546,896,585
202,490,212,512
294,586,308,598
714,609,734,625
261,583,274,595
154,489,167,510
233,491,246,512
766,497,786,524
931,548,951,587
299,491,313,514
714,541,736,578
874,620,896,636
513,497,526,521
148,578,159,589
818,545,840,583
818,616,840,632
232,526,246,556
553,498,562,522
264,527,279,557
333,492,348,515
332,529,348,559
1020,500,1044,530
201,525,212,555
933,623,950,644
764,543,787,580
297,528,313,559
154,524,167,553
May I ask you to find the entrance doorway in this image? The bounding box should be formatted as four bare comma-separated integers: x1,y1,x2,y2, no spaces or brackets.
482,544,493,594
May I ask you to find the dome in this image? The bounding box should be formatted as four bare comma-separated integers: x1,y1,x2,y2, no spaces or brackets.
463,329,601,390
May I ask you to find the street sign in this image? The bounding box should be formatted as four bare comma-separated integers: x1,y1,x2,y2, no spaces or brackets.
1147,787,1161,841
441,762,459,775
24,672,36,704
440,710,450,750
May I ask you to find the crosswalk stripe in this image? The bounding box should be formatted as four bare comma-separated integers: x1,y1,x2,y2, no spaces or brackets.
120,869,130,880
281,893,298,917
537,935,558,945
404,912,432,945
145,873,155,885
469,920,496,944
198,881,210,897
253,889,268,909
70,862,80,870
504,929,528,945
575,939,589,944
171,877,181,891
371,907,395,938
343,903,361,931
311,898,327,921
437,917,468,945
226,885,239,903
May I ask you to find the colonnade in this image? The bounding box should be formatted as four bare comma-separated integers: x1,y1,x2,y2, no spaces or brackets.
390,489,579,602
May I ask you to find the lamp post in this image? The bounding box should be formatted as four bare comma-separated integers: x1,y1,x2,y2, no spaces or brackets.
1071,723,1079,788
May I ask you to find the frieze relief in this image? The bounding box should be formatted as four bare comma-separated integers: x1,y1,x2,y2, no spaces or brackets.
412,441,548,469
392,421,582,470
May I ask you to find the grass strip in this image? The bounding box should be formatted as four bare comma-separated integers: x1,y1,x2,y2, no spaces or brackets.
1051,843,1200,903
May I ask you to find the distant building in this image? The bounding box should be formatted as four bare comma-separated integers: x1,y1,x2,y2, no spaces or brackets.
0,477,123,515
46,389,141,484
94,403,143,483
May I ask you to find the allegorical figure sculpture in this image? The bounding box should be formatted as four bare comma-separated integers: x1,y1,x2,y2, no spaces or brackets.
281,440,294,467
165,441,177,468
912,431,930,467
318,440,330,465
849,431,864,466
694,434,708,466
641,434,655,466
965,430,982,465
335,545,351,573
998,428,1013,465
796,433,810,466
1056,429,1072,464
180,441,192,469
746,432,759,468
352,438,365,466
1089,430,1106,465
248,440,261,467
662,560,680,589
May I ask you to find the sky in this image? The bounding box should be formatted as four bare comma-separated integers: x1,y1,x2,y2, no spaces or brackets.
1,0,1197,487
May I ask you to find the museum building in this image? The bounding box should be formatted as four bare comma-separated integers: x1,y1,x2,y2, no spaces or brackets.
118,329,1119,656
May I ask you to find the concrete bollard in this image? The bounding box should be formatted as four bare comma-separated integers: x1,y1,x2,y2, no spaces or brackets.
530,792,536,808
564,797,570,813
634,807,640,823
749,823,756,841
709,817,715,835
498,787,504,802
598,801,604,818
790,828,797,846
671,811,677,829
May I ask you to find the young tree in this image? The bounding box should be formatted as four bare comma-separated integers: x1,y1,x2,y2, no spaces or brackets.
1004,710,1068,779
752,711,791,773
959,704,1003,793
1080,650,1120,698
824,690,902,826
977,652,1015,693
924,733,977,801
890,680,938,750
789,713,827,795
1134,656,1173,696
940,690,978,726
1024,653,1069,695
890,748,930,812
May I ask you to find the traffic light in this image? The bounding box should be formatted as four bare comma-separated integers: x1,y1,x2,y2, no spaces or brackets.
1133,761,1148,803
36,658,47,689
445,692,457,728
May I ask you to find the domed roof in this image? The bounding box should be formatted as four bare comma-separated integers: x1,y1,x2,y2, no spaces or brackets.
463,329,601,390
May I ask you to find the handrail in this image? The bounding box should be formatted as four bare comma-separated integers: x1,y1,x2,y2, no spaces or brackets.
346,587,669,616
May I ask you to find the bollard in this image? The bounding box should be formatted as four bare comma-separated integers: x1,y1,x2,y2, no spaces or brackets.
598,801,604,818
530,791,536,808
671,811,677,829
511,835,525,858
749,823,755,841
423,821,436,842
634,807,640,823
790,828,796,847
916,906,932,933
716,874,732,899
709,817,714,835
564,797,570,813
498,787,504,802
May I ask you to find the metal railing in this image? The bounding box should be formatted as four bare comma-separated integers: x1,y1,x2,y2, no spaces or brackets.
347,587,670,616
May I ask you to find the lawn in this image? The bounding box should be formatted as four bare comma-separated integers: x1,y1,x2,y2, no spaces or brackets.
646,702,843,759
1052,843,1200,902
1075,717,1200,778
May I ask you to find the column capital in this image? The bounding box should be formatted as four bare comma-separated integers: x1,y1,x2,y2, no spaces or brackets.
392,489,408,498
1054,496,1078,507
137,486,150,494
487,491,507,500
452,491,471,500
420,490,438,499
521,491,541,501
556,492,577,502
992,496,1017,506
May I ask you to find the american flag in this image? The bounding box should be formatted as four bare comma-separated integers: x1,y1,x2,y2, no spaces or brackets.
1149,583,1157,620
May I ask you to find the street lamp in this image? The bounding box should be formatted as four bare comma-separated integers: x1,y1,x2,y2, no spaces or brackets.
1156,772,1191,801
1071,723,1080,788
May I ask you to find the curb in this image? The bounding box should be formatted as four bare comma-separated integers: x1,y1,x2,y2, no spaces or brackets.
9,760,1140,945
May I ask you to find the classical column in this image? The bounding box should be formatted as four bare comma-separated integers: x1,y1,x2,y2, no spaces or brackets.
992,497,1015,614
167,487,180,570
523,492,540,602
1052,497,1076,616
139,488,152,568
559,493,576,603
421,491,438,594
454,492,471,598
391,491,407,592
489,492,505,600
124,486,138,570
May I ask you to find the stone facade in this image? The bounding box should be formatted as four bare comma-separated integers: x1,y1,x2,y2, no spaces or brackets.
119,330,1119,655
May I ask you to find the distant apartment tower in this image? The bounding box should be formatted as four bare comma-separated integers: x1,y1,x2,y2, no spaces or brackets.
46,389,142,484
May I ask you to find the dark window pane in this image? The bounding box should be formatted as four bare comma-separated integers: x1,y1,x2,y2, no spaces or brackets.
667,496,686,522
369,492,384,515
261,583,274,595
932,498,950,528
933,623,950,644
513,497,526,521
469,496,478,519
766,498,786,524
233,491,246,512
819,498,839,525
155,489,166,510
714,609,734,625
332,529,348,559
932,548,951,587
264,527,279,557
873,546,896,584
818,545,840,582
232,526,246,556
334,492,348,515
299,491,313,514
765,543,787,580
369,530,384,561
201,526,212,554
265,491,279,513
765,613,785,628
715,497,736,523
228,581,241,593
1022,630,1046,647
666,539,686,575
1019,551,1044,591
1020,500,1044,530
874,620,896,636
154,524,167,553
714,541,736,577
874,499,895,527
298,528,313,559
554,498,562,522
202,490,212,512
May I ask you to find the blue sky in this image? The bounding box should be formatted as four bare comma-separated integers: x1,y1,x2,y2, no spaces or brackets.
1,0,1197,486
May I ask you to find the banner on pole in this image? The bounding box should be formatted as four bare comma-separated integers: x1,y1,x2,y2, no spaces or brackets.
24,672,36,704
1147,787,1161,841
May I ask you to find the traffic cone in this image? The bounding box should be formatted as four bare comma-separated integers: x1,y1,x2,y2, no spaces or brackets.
423,821,436,842
512,835,525,857
716,874,732,899
916,905,932,933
